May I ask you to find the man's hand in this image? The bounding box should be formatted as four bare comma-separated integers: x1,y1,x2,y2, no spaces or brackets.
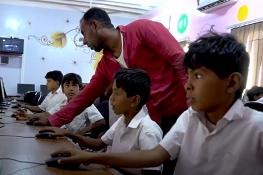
51,148,92,165
39,127,70,137
27,115,50,126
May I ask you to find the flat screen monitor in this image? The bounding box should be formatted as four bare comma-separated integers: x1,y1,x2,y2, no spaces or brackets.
40,84,49,96
17,83,35,95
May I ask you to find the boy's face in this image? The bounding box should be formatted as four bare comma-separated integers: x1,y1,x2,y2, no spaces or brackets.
110,81,133,115
46,78,59,92
63,81,80,101
185,66,230,113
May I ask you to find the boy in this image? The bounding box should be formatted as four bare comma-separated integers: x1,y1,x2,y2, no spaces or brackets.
43,68,163,175
51,33,263,175
20,70,66,113
37,73,105,134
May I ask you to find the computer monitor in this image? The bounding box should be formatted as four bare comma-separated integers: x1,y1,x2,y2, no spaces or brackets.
17,83,35,95
40,84,49,96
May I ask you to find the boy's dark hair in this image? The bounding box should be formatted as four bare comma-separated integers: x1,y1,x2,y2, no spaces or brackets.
246,86,263,101
45,70,63,85
184,32,249,100
114,68,151,109
82,7,114,28
62,73,83,90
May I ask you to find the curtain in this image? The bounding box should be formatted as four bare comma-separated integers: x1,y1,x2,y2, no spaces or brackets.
231,22,263,88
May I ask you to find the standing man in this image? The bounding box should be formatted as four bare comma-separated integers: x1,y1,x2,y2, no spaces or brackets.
31,7,187,135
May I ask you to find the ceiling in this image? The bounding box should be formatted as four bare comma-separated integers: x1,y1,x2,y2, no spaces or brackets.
0,0,164,17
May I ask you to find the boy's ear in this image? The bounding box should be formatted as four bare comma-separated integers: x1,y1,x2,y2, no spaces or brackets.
226,72,243,94
130,95,141,108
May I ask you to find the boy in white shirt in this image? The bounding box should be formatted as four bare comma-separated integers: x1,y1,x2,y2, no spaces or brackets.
21,70,66,112
44,68,163,175
51,32,263,175
39,73,105,134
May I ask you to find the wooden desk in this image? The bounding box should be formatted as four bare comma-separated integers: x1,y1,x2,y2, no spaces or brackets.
0,109,114,175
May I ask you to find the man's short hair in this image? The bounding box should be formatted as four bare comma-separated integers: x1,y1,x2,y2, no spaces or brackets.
82,7,114,28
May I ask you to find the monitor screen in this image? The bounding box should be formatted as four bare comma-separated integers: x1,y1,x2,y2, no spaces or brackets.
17,83,35,94
0,37,24,54
40,84,49,96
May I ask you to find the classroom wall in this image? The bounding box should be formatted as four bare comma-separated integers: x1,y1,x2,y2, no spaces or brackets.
150,0,263,41
0,4,135,95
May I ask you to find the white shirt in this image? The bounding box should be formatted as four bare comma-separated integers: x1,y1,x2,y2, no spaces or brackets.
160,100,263,175
101,107,163,174
49,102,104,133
116,33,128,68
257,96,263,103
38,87,66,112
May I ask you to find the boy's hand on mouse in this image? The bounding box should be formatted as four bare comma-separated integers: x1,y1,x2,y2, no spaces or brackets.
39,127,70,137
51,148,93,165
28,116,50,126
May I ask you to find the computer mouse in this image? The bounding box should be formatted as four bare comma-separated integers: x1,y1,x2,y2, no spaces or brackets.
26,118,38,125
45,156,80,169
35,132,57,139
11,105,20,109
38,129,55,133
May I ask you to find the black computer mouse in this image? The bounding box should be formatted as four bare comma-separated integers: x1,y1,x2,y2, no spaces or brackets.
35,132,57,139
45,156,80,169
26,118,38,125
11,105,20,109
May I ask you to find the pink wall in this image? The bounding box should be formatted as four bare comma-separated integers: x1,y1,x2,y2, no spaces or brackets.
149,0,263,41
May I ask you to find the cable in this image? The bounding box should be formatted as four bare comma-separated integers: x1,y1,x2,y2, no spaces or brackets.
0,134,35,138
0,121,26,125
8,164,43,175
0,121,27,129
0,158,45,165
0,158,45,175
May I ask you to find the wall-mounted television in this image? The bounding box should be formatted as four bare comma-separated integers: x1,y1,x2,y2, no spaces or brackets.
0,37,24,55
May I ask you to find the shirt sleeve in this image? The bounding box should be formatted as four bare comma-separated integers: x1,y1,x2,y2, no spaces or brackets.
48,56,120,127
85,104,104,124
138,120,163,171
38,94,49,111
159,110,190,160
48,103,61,115
101,118,121,146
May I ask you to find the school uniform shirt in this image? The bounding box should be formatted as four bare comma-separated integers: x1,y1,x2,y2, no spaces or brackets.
257,96,263,103
48,19,187,127
101,107,163,175
49,101,103,133
160,99,263,175
38,87,66,112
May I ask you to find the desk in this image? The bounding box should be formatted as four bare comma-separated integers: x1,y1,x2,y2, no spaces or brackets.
0,107,114,175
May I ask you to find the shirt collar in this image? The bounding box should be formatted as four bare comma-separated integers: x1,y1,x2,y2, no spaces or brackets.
52,87,62,94
119,106,149,129
191,99,245,122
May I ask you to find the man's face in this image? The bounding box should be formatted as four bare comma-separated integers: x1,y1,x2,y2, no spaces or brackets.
80,19,103,52
46,78,59,92
63,81,80,101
